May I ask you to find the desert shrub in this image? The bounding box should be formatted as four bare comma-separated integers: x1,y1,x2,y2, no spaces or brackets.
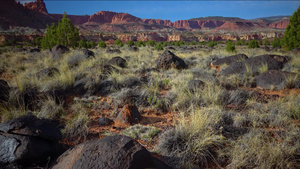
122,124,159,141
78,38,87,49
272,38,281,48
127,40,134,47
62,102,90,143
156,106,225,168
208,41,217,47
41,12,79,49
136,40,145,47
236,39,247,46
113,39,124,47
87,41,97,48
263,38,270,46
146,40,155,47
225,41,236,53
98,40,106,48
154,43,163,50
248,39,259,48
281,6,300,51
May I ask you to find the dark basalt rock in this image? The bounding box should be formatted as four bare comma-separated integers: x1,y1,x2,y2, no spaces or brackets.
51,45,70,60
255,70,300,90
107,56,127,68
52,135,171,169
156,50,187,70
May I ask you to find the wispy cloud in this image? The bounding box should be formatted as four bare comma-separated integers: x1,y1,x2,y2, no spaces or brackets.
17,0,35,4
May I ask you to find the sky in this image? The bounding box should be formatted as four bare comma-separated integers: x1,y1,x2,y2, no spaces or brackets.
18,1,300,22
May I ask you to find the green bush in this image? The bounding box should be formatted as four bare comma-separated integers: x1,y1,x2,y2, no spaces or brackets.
248,39,259,48
136,41,145,47
272,38,281,48
113,39,124,47
281,6,300,51
41,12,79,49
208,41,217,47
146,40,155,47
263,38,270,46
127,40,134,47
98,40,106,48
154,43,163,50
226,41,236,53
78,38,87,49
88,41,97,48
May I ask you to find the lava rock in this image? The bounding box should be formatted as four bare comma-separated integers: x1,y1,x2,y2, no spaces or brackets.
106,48,121,54
210,54,248,68
0,114,63,167
221,55,284,76
156,50,187,69
114,104,142,125
82,49,94,58
52,135,171,169
255,70,300,90
98,117,113,126
107,56,127,68
51,45,70,60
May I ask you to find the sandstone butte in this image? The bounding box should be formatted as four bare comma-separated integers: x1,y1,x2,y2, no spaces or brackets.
0,0,290,44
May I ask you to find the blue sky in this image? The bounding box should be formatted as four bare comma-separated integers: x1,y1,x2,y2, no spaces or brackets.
19,1,300,22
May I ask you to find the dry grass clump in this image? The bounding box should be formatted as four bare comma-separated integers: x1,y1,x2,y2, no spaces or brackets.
156,106,226,168
122,124,159,142
62,102,90,143
229,129,300,169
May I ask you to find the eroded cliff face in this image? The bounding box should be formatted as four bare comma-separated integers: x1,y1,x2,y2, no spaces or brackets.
88,11,142,24
24,0,48,14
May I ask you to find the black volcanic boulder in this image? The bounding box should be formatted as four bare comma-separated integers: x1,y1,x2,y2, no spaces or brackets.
210,54,248,68
29,48,41,53
0,79,10,102
52,135,171,169
107,56,127,68
0,114,63,167
156,50,187,69
51,45,70,60
255,70,300,90
82,49,95,58
221,55,284,76
106,48,121,54
36,67,60,79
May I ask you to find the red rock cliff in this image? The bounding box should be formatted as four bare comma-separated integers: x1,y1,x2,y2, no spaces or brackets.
88,11,141,24
24,0,48,14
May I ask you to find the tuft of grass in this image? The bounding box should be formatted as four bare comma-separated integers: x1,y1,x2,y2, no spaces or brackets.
258,63,269,74
62,102,90,143
229,129,300,169
122,124,160,142
156,106,226,168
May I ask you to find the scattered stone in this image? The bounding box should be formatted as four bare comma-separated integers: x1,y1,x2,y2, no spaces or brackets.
36,67,59,79
101,64,119,75
221,55,284,76
0,79,10,102
52,135,171,169
106,48,121,54
51,45,70,60
155,50,187,69
0,114,63,167
255,70,300,90
98,117,113,126
29,48,40,53
107,56,127,68
114,104,142,125
82,49,94,58
129,46,139,52
120,77,142,88
210,54,248,70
